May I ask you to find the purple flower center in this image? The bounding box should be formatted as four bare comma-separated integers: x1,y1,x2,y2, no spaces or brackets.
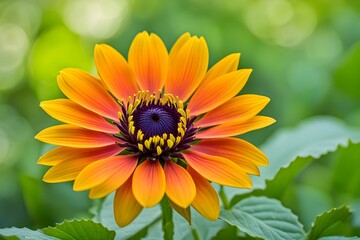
133,105,180,138
114,91,198,161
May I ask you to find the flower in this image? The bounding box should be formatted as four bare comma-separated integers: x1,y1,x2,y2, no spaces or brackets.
35,31,275,227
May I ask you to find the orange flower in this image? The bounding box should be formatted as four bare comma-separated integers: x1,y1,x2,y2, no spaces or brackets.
35,32,275,227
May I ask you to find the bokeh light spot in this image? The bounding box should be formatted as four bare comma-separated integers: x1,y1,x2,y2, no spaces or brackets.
63,0,127,39
0,23,28,71
265,0,293,26
0,23,28,90
244,0,317,47
1,1,42,37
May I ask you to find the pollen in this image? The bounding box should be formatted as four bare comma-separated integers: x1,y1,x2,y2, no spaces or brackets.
156,146,162,156
114,90,198,162
167,139,174,149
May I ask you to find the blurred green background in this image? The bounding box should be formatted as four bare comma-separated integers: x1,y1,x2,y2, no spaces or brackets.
0,0,359,229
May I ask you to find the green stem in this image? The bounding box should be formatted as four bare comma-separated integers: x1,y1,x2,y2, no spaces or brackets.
191,228,201,240
160,197,174,240
219,186,230,210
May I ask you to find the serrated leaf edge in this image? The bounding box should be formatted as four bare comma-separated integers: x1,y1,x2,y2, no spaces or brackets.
306,205,352,240
221,196,305,240
42,218,116,238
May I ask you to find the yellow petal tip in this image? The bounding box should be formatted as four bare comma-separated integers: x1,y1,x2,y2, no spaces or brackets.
34,132,41,140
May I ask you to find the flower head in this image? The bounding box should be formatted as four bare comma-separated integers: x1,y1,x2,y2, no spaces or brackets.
36,32,275,226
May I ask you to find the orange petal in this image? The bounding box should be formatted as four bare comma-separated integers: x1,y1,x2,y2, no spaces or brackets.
58,68,121,121
94,44,139,100
41,146,121,182
132,160,165,208
128,31,168,93
40,99,118,133
188,166,220,221
89,156,137,198
89,172,133,199
168,198,191,224
169,32,191,62
114,177,143,227
196,116,276,139
37,145,121,166
182,150,252,188
192,138,268,170
188,69,252,116
166,36,208,101
43,157,97,183
73,155,137,191
35,125,119,148
164,161,196,208
194,94,270,128
192,141,260,175
201,53,240,85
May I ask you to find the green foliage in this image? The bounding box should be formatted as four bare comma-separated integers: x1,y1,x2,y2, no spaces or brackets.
319,237,360,240
0,227,57,240
258,116,360,186
161,198,174,240
42,219,115,240
229,116,360,202
94,193,161,239
350,201,360,232
0,220,115,240
189,212,227,240
212,225,238,240
93,193,226,240
19,175,50,227
334,43,360,102
295,185,333,231
331,144,360,202
230,156,313,205
306,206,352,240
220,196,305,240
171,208,226,240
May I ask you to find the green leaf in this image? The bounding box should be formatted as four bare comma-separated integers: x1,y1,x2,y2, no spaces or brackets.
212,225,239,240
334,43,360,101
331,143,360,201
171,208,226,240
173,211,194,240
295,185,333,230
306,206,352,240
191,213,227,240
42,219,115,240
319,237,360,240
231,156,313,206
19,174,56,227
94,193,161,239
225,116,360,200
258,156,313,199
0,227,57,240
220,196,305,240
142,221,162,240
259,116,360,186
350,201,360,229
